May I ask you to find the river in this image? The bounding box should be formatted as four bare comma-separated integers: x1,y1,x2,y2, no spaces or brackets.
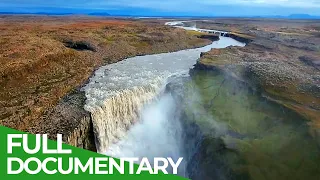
82,24,244,176
82,22,320,179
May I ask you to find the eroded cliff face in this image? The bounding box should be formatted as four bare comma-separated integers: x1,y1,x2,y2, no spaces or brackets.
33,89,96,151
64,114,96,151
167,68,320,180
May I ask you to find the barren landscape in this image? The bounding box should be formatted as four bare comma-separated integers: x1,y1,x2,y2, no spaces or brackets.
1,16,320,157
0,16,212,136
1,15,320,179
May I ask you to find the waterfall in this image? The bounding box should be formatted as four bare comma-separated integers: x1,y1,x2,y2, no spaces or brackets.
106,91,187,175
84,75,197,177
82,33,246,174
84,73,189,175
84,79,164,153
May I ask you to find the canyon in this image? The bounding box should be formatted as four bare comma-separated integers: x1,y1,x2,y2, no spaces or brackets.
1,16,320,179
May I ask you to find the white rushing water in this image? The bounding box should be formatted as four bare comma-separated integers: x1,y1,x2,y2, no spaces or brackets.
83,24,246,173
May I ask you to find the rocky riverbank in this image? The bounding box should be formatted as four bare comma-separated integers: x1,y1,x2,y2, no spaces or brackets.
194,19,320,142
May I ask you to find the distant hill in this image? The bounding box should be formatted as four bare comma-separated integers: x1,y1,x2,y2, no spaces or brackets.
267,14,320,19
88,12,110,16
239,14,320,20
0,11,111,16
0,7,111,16
0,12,75,15
287,14,320,19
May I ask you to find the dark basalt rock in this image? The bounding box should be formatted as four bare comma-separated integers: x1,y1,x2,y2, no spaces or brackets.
199,34,220,42
34,88,97,152
187,136,248,180
227,33,253,44
200,52,206,57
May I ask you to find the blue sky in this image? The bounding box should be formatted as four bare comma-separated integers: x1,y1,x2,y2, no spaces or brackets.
0,0,319,16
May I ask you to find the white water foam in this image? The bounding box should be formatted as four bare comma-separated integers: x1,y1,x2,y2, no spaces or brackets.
83,35,245,154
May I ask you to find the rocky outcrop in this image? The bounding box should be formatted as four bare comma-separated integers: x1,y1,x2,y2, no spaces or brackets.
29,88,96,151
64,114,96,151
187,136,242,180
198,34,220,42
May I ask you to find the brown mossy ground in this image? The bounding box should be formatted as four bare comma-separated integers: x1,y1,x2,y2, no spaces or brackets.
0,16,212,133
196,19,320,138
